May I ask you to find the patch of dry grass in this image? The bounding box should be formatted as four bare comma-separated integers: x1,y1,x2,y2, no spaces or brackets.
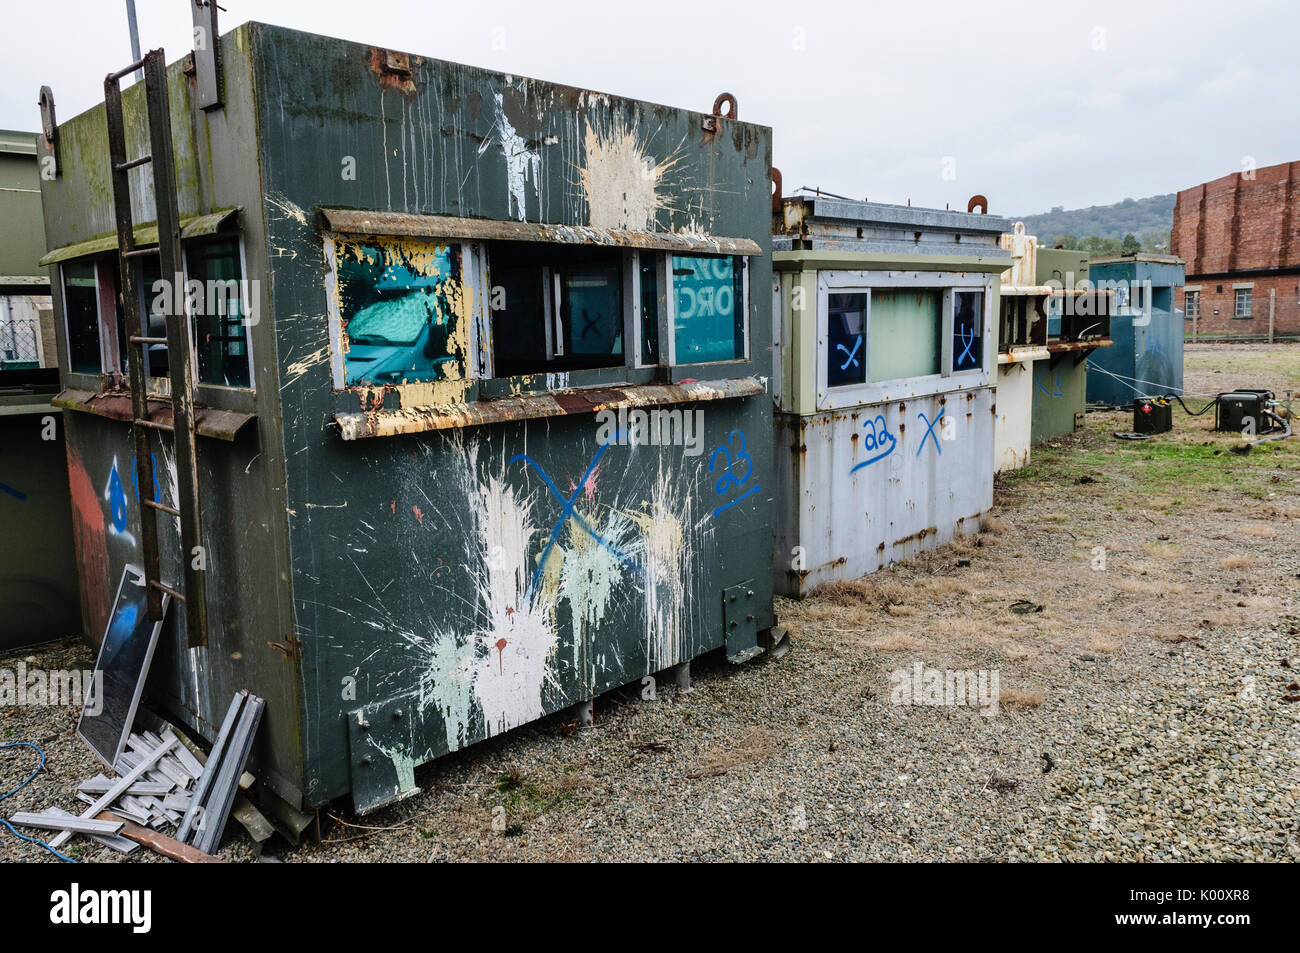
1219,555,1259,570
1239,523,1278,538
981,515,1008,534
1000,688,1045,709
694,727,780,776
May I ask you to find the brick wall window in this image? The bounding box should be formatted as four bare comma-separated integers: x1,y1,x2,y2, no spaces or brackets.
1234,288,1252,318
1184,290,1199,317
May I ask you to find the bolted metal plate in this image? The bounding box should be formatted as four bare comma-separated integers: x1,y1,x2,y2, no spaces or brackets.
346,695,420,814
723,581,762,663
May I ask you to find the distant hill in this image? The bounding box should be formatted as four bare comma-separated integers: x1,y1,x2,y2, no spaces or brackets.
1014,194,1176,243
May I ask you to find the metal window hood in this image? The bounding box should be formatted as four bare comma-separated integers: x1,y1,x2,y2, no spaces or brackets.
319,208,763,257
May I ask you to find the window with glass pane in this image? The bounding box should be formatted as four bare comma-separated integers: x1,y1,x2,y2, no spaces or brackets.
488,243,624,377
187,237,251,388
560,262,622,362
137,257,168,379
639,252,659,365
951,290,984,373
868,289,941,382
672,255,744,363
336,237,466,385
63,260,102,374
1234,288,1252,318
826,292,867,386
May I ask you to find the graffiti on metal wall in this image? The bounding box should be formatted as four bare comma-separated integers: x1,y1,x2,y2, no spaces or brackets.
349,435,711,753
578,117,682,231
100,448,182,548
708,429,760,518
917,409,945,457
104,458,133,544
1033,369,1064,406
850,416,897,472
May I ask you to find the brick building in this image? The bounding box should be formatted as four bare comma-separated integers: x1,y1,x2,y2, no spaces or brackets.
1171,159,1300,339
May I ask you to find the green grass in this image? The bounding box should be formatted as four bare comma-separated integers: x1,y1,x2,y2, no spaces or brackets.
493,769,576,817
998,408,1298,508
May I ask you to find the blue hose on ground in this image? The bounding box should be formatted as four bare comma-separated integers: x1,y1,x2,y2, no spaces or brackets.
0,742,77,862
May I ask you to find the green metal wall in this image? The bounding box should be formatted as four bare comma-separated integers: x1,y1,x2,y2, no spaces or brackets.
43,22,775,814
1030,357,1086,443
0,133,48,282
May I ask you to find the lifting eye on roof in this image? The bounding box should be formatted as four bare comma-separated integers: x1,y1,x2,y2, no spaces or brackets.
968,195,989,215
38,85,58,177
703,92,738,132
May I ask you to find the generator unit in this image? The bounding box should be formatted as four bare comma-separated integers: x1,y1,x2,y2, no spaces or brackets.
1133,396,1172,434
1216,390,1274,434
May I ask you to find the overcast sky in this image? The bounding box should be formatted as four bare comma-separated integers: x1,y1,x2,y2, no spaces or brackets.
4,0,1296,216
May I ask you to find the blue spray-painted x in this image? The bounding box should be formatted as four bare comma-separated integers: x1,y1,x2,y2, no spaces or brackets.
509,440,640,599
836,336,862,370
916,409,944,457
956,324,976,367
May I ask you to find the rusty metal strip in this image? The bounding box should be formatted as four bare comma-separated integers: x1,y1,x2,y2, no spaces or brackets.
38,207,240,266
52,388,254,441
997,346,1051,365
1044,340,1114,353
94,812,223,863
319,209,762,257
335,377,766,441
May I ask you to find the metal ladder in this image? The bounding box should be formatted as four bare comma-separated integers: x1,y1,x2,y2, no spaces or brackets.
104,49,207,648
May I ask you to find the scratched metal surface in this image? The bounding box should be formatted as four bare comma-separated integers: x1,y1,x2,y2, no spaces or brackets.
250,25,775,806
774,389,994,597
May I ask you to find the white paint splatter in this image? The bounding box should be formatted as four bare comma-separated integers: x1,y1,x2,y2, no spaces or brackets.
579,119,682,231
468,466,558,736
408,629,476,751
627,462,692,670
265,192,310,227
557,510,635,666
159,442,180,536
495,92,541,222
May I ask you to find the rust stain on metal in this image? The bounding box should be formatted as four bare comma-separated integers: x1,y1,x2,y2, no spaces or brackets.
368,47,420,97
335,377,765,440
267,636,301,662
319,209,761,256
52,389,254,441
892,526,939,548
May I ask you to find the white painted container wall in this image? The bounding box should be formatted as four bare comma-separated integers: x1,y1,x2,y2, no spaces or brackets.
774,389,994,594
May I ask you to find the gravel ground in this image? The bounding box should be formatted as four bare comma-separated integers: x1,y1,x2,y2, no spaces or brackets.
2,347,1297,863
